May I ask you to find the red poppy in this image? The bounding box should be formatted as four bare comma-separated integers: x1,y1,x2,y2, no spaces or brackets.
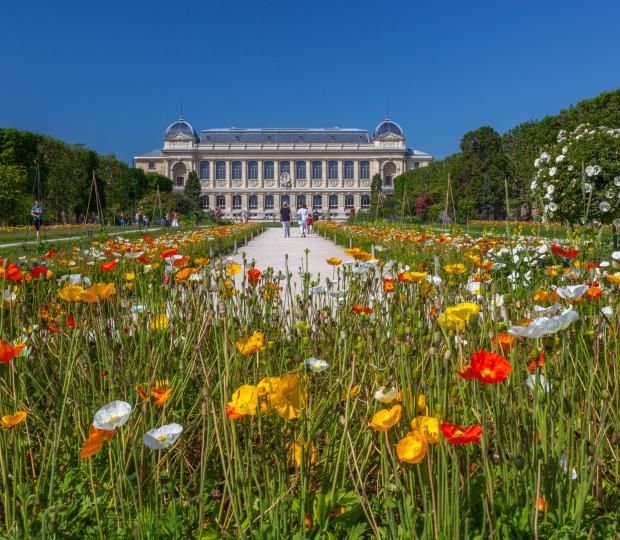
142,235,155,245
383,278,395,293
351,304,372,315
528,352,545,371
44,249,58,259
100,261,117,272
458,350,512,384
160,248,178,259
5,264,23,282
136,256,150,264
31,266,48,279
550,244,579,259
172,256,189,268
491,333,516,352
66,314,76,329
440,422,483,445
247,268,262,286
0,341,26,364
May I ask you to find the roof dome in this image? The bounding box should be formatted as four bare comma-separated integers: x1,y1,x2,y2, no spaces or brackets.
164,118,197,141
373,118,404,138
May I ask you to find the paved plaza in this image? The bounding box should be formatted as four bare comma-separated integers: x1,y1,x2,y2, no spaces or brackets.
231,225,348,291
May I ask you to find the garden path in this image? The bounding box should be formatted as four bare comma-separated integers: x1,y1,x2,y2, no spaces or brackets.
231,225,348,292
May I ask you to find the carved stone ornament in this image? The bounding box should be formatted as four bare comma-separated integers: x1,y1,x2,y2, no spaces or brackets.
233,181,242,187
313,180,322,187
217,181,226,187
265,180,274,187
297,181,306,188
249,180,258,187
329,180,338,187
345,180,353,187
361,180,370,187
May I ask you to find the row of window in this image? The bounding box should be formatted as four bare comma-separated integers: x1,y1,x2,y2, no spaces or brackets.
199,160,371,181
199,193,371,210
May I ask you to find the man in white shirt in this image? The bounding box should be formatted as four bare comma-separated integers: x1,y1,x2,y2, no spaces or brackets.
297,204,309,238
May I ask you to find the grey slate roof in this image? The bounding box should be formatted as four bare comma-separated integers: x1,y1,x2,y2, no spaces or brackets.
199,128,371,145
405,148,432,158
136,149,164,158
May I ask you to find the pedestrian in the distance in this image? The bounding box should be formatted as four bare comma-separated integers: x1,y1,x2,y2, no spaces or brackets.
171,212,179,227
306,213,314,234
31,200,43,240
297,203,309,238
280,201,291,238
312,208,319,223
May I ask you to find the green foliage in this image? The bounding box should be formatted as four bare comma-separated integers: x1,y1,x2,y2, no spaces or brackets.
0,163,29,224
394,88,620,223
184,170,202,216
146,172,173,193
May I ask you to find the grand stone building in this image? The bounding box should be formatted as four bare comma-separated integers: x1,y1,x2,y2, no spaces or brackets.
134,117,432,220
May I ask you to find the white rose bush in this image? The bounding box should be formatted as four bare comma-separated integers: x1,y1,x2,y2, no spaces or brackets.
531,124,620,226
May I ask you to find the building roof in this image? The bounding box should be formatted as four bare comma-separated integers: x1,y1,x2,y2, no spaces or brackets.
199,128,371,145
135,149,164,158
373,118,404,138
164,118,198,141
405,148,432,158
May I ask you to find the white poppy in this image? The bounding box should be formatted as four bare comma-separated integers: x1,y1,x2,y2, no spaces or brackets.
559,455,578,480
585,165,595,177
547,185,555,194
601,306,613,317
309,285,325,294
509,307,579,339
93,401,132,431
533,303,562,315
525,374,551,393
305,357,329,373
555,284,588,300
549,167,557,177
142,423,183,450
611,251,620,261
374,387,399,403
124,251,145,259
555,154,565,163
530,180,537,190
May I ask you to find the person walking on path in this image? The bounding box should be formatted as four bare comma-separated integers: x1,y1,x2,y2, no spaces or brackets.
31,200,43,240
280,202,292,238
297,204,309,238
171,212,179,227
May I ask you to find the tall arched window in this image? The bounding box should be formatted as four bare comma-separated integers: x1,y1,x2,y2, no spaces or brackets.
232,161,242,180
312,194,322,209
361,194,371,208
265,194,274,209
345,194,354,208
279,161,290,176
216,161,226,180
295,161,306,180
280,194,290,207
199,161,210,180
296,194,306,208
360,161,370,179
248,161,258,180
249,194,258,209
328,161,338,179
216,195,226,208
329,194,338,208
232,195,242,209
344,161,354,180
264,161,274,179
200,195,209,209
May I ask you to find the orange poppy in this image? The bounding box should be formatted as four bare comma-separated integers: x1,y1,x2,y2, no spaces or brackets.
80,424,115,459
550,244,578,259
173,256,190,268
491,333,516,352
247,268,262,286
351,304,372,315
440,422,483,445
528,352,545,371
160,247,178,259
383,278,395,293
585,287,603,300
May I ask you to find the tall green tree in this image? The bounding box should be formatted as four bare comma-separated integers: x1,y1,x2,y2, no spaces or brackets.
184,170,202,216
0,164,28,224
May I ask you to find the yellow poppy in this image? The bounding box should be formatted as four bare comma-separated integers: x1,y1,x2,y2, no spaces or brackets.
269,373,307,420
443,263,467,275
438,302,479,330
175,267,198,282
326,257,342,266
398,271,428,283
368,404,402,432
1,411,27,429
194,257,210,266
123,272,136,281
57,284,85,302
226,385,259,420
415,394,427,414
606,273,620,285
236,331,265,355
289,439,318,467
80,283,116,303
410,416,439,443
396,431,428,464
150,314,169,330
341,384,361,401
226,262,241,276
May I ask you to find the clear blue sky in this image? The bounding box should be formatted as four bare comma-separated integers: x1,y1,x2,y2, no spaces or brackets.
1,0,619,164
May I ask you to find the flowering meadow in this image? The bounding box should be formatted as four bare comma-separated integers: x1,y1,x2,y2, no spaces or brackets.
1,220,619,538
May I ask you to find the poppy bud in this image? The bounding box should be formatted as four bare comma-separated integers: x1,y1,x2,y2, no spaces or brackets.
601,390,610,400
443,349,452,362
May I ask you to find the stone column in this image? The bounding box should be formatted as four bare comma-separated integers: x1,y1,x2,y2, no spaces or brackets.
338,161,344,188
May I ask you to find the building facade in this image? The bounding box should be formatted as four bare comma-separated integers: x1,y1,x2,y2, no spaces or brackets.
134,117,432,220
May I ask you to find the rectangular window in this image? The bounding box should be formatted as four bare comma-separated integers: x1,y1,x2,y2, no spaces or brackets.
265,194,274,209
312,161,322,180
176,177,184,187
295,161,306,180
279,161,290,175
216,195,225,208
264,161,274,179
414,161,421,168
232,161,242,180
345,195,354,208
216,161,226,180
232,195,242,209
344,161,354,180
148,161,156,170
199,161,210,180
360,161,370,179
248,161,258,180
328,194,338,209
328,161,338,180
